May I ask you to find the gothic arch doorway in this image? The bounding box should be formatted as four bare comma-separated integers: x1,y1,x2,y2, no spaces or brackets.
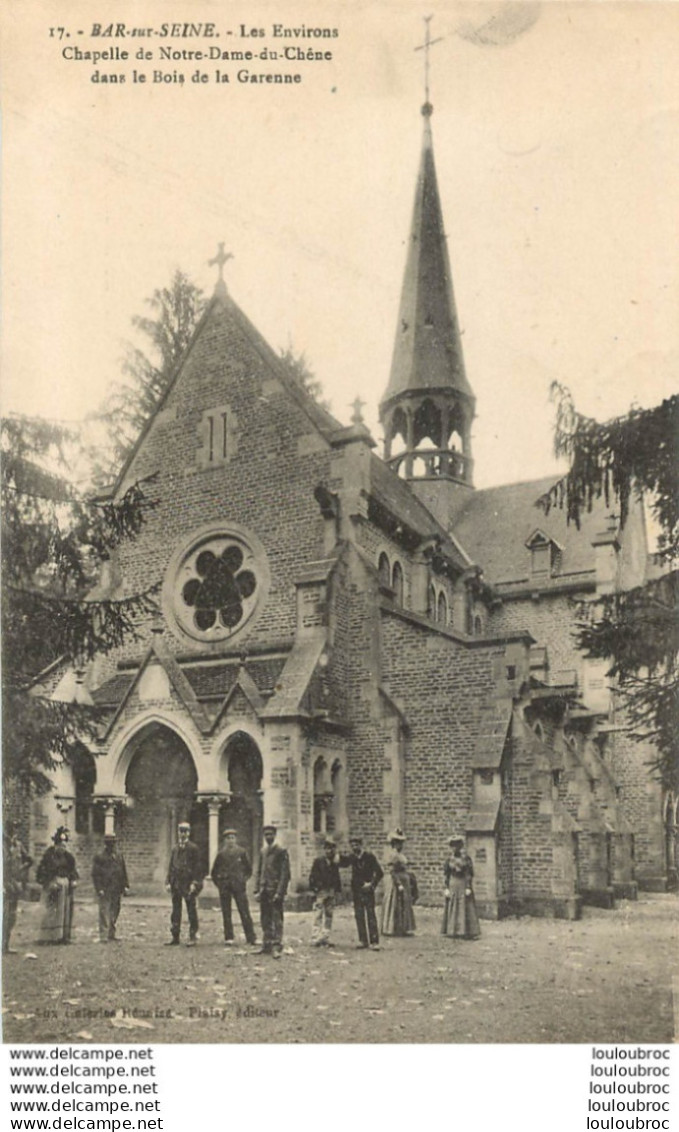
121,723,205,891
219,732,263,869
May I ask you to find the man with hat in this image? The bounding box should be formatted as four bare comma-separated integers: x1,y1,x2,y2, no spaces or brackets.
165,822,203,946
308,836,342,947
91,833,130,944
338,835,383,950
210,828,257,947
254,824,289,958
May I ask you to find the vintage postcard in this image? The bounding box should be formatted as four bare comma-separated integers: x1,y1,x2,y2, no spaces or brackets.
1,0,677,1057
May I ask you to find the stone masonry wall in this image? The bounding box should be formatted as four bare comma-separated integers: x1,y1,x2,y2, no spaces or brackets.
380,612,499,901
99,296,332,679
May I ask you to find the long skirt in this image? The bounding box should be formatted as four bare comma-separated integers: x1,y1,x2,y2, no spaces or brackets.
381,877,416,936
442,878,480,940
38,878,74,944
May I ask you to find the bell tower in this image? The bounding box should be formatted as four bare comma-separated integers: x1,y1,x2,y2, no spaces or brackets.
379,93,476,528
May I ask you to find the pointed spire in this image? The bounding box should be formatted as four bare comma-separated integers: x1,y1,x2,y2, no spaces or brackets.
382,109,473,406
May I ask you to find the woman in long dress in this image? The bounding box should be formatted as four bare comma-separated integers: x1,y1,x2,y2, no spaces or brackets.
381,829,416,937
36,827,78,944
442,836,480,940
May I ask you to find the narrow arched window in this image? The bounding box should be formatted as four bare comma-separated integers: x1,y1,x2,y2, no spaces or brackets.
392,561,404,605
466,601,474,635
313,757,332,833
329,760,345,835
437,591,448,624
378,552,391,587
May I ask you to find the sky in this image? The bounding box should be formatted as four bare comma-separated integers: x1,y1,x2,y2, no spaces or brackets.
1,1,678,490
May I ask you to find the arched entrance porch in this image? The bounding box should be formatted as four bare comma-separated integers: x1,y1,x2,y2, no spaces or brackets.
219,732,263,870
120,723,207,891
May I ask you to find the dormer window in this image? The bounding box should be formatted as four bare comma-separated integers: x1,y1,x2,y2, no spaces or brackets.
525,530,562,578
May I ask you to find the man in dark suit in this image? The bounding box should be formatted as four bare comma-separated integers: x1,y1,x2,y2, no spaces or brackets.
254,824,289,958
210,828,256,946
165,821,203,947
92,833,129,943
338,834,383,950
309,836,342,946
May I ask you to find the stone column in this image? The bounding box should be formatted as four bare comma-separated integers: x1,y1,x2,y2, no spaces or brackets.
93,796,127,837
206,797,223,867
54,797,75,823
195,793,229,902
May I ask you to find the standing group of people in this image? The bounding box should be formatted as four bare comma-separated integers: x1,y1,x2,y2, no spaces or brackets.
28,826,129,947
307,828,480,950
6,821,480,954
166,821,290,957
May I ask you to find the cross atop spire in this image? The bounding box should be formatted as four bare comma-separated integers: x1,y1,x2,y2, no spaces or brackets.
379,34,475,494
208,242,233,294
414,15,444,116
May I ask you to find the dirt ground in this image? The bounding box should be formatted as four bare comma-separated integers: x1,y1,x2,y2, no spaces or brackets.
2,891,677,1044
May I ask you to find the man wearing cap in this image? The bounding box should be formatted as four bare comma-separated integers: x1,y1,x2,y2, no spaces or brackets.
210,828,257,947
91,833,130,944
165,822,203,947
338,835,383,950
309,836,342,947
254,824,290,958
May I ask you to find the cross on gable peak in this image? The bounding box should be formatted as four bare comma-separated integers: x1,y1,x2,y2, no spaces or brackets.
208,242,234,293
351,396,366,425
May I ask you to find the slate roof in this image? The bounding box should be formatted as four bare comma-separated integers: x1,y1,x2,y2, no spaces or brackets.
450,476,611,589
91,673,135,707
471,701,513,769
182,657,285,701
382,111,473,406
92,656,286,709
369,452,470,571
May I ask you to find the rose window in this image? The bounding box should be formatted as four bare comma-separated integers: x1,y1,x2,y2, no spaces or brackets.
167,528,266,643
182,546,256,632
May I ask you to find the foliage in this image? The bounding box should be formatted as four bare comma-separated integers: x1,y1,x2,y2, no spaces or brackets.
91,270,207,480
1,415,158,798
541,382,678,562
573,574,678,790
279,346,330,410
90,272,329,484
540,382,678,790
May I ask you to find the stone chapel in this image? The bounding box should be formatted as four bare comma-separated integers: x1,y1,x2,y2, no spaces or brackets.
31,99,675,916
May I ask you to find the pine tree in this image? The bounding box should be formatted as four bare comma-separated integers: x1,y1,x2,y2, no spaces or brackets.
91,270,207,481
90,271,328,484
540,383,678,790
1,415,158,803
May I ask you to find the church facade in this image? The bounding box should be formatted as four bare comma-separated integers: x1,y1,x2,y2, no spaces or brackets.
32,103,675,916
